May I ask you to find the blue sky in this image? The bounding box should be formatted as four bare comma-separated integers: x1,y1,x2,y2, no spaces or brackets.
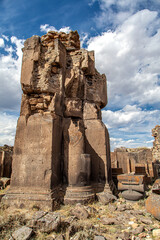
0,0,160,151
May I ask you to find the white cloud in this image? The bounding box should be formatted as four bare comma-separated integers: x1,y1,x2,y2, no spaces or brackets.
0,38,4,47
0,35,24,145
0,112,18,146
102,105,159,150
2,35,9,41
40,24,71,34
0,36,24,112
94,0,160,28
88,10,160,109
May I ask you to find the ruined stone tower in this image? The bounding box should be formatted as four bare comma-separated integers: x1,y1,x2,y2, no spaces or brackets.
3,31,112,210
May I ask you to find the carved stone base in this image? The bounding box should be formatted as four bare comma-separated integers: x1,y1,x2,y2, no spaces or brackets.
64,185,95,204
2,187,62,211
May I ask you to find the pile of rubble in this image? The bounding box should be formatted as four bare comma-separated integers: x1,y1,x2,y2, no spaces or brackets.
0,200,160,240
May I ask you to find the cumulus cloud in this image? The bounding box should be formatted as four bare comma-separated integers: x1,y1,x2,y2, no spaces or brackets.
40,24,71,34
0,112,18,146
88,9,160,109
0,35,24,112
102,105,159,150
93,0,160,29
0,38,4,47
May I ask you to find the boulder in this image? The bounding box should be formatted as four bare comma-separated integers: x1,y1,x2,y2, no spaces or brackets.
146,193,160,220
121,190,143,201
11,226,33,240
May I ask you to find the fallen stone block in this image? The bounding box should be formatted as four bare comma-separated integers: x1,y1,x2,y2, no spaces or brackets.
146,193,160,220
70,204,89,220
11,226,33,240
97,192,117,205
121,190,143,201
131,225,144,235
29,212,61,233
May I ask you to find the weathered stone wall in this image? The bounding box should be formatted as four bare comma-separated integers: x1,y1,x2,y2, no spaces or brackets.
152,125,160,162
0,145,13,178
111,147,153,176
3,31,111,209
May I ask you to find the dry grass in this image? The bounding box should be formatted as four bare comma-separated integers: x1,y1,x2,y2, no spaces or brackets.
0,198,159,240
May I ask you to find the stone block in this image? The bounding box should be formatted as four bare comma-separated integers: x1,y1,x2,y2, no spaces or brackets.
21,36,66,95
83,102,101,120
116,152,130,173
81,49,95,76
146,193,160,220
11,226,33,240
85,71,107,108
30,212,61,233
121,190,143,201
64,98,82,118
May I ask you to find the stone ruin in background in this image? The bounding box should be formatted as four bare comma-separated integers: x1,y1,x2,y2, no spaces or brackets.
3,31,112,210
111,147,154,177
152,125,160,178
0,145,13,179
110,127,160,201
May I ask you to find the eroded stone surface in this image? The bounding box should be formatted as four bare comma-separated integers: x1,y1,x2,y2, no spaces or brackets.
3,30,111,209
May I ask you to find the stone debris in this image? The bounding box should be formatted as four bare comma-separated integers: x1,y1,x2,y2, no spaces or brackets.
131,225,144,235
101,217,117,225
152,229,160,237
0,197,159,240
70,204,89,220
2,30,112,210
97,192,117,205
11,226,33,240
28,211,61,233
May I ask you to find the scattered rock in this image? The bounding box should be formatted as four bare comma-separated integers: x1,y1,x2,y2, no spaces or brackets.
152,229,160,237
84,206,97,215
55,234,65,240
117,204,132,212
68,222,83,237
118,231,130,240
94,236,106,240
139,217,152,225
101,217,117,225
131,225,144,235
97,192,117,205
29,211,61,233
138,232,147,238
11,226,33,240
70,204,89,220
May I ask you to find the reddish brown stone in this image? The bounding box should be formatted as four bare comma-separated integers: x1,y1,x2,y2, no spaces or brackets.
3,30,111,209
146,193,160,220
